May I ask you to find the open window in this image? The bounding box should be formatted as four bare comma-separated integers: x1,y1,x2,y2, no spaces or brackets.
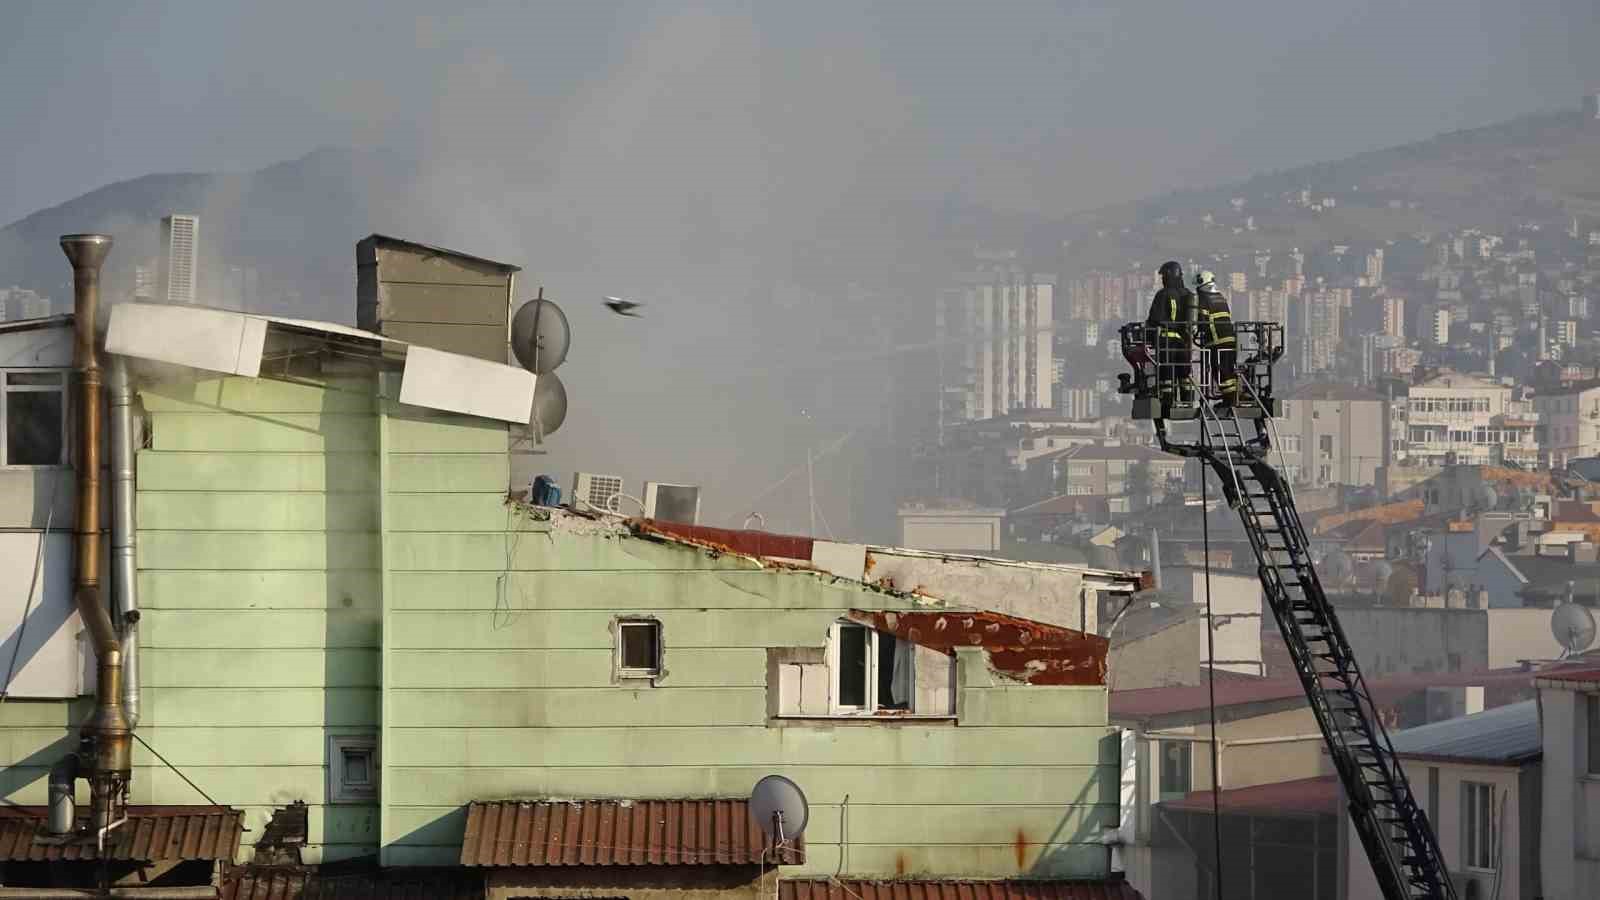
616,618,662,680
2,370,68,467
827,621,913,715
327,735,377,804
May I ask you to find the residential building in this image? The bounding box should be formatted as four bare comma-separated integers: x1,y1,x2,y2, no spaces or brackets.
943,267,1056,422
1406,371,1539,467
1343,701,1543,900
1107,568,1264,688
0,297,1150,894
1026,443,1187,505
1246,288,1288,326
1059,386,1102,421
1365,248,1385,284
1279,384,1388,488
1534,382,1600,469
1556,319,1579,347
1432,307,1452,345
1383,294,1406,340
897,498,1007,552
1229,271,1247,294
133,262,157,300
0,287,51,320
158,213,199,304
1535,663,1600,899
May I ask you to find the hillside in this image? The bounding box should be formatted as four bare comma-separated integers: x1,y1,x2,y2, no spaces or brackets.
0,147,416,320
1054,106,1600,269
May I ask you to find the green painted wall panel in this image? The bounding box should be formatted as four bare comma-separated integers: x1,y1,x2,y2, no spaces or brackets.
137,571,380,610
0,699,88,728
383,765,1114,809
137,452,378,493
959,687,1107,728
130,727,329,766
150,412,377,452
386,687,767,728
388,570,919,611
384,416,507,453
140,492,378,531
141,650,378,688
386,648,768,689
140,609,379,649
384,726,1116,769
387,609,842,650
792,843,1109,880
139,688,378,727
385,493,517,532
140,765,327,805
140,377,376,414
140,531,379,570
388,454,507,492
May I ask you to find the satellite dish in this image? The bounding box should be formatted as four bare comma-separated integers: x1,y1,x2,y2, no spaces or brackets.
529,371,568,439
512,293,571,374
1551,602,1597,657
749,775,808,845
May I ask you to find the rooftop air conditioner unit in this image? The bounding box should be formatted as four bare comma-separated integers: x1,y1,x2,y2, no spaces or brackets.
644,482,701,525
572,472,625,513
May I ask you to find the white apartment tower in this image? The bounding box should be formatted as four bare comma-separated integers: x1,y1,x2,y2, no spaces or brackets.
946,268,1055,421
1382,295,1405,340
159,214,199,304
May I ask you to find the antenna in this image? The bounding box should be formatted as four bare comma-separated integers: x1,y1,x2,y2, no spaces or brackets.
749,775,808,858
509,288,572,443
1551,601,1597,658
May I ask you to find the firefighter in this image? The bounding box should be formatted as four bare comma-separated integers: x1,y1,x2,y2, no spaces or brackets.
1195,270,1239,409
1145,261,1195,405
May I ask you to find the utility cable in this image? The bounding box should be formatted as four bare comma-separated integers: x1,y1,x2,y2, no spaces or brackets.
133,733,223,808
2,476,60,703
1199,416,1225,900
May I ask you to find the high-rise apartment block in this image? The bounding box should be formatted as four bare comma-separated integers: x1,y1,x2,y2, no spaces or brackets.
943,267,1055,421
1382,295,1405,340
1364,248,1384,284
159,214,199,304
1229,272,1248,294
1430,308,1451,345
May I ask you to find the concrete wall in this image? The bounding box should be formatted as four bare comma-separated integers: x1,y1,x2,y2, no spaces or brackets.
1346,760,1535,900
1485,608,1567,667
1111,621,1196,691
863,550,1103,635
1335,607,1488,676
1539,682,1600,900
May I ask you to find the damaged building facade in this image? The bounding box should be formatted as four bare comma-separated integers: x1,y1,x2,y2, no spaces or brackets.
0,234,1150,897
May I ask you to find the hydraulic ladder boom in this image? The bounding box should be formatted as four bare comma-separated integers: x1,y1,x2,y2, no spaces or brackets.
1117,321,1457,900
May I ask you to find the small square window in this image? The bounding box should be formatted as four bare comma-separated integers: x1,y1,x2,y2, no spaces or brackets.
327,735,377,804
617,619,661,678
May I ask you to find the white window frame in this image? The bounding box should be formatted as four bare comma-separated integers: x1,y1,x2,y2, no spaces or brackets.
1,368,70,468
615,618,662,680
826,621,914,716
1461,781,1495,872
327,734,378,804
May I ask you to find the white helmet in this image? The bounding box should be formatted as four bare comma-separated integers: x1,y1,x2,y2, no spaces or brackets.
1195,270,1218,293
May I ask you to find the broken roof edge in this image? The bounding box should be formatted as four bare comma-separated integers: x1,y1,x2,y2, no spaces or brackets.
865,544,1150,591
105,302,535,424
848,608,1109,686
0,313,73,335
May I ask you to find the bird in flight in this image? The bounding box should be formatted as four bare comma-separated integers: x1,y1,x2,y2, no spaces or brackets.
604,297,642,317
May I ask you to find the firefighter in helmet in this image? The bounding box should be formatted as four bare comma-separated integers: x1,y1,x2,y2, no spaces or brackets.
1144,261,1195,405
1195,270,1238,408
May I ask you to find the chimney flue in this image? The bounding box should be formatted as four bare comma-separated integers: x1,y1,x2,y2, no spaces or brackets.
58,233,130,836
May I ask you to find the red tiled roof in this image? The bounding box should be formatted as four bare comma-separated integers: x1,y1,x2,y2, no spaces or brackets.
1161,776,1337,817
782,880,1143,900
0,805,243,862
1534,663,1600,685
459,799,805,867
634,519,815,561
223,866,483,900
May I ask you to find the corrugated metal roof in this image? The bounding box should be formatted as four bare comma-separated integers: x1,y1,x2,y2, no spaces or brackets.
0,806,243,862
1389,699,1541,765
1161,776,1337,817
635,520,816,562
222,866,483,900
460,799,805,867
782,879,1144,900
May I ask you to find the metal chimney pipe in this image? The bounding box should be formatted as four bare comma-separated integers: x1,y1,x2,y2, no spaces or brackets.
59,233,131,835
108,356,140,727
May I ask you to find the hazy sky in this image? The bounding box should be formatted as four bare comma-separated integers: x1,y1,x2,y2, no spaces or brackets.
4,0,1597,226
3,1,1598,537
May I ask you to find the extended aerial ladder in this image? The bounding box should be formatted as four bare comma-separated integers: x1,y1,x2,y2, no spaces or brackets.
1117,320,1457,900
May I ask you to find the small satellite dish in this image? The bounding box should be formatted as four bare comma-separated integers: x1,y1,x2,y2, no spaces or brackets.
750,775,808,845
1551,602,1597,657
511,292,571,374
529,371,568,440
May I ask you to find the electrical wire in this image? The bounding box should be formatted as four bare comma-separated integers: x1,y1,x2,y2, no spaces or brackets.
132,733,222,808
1,475,60,703
1198,398,1225,900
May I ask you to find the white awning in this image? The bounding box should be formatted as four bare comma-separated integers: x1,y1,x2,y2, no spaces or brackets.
105,302,534,424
